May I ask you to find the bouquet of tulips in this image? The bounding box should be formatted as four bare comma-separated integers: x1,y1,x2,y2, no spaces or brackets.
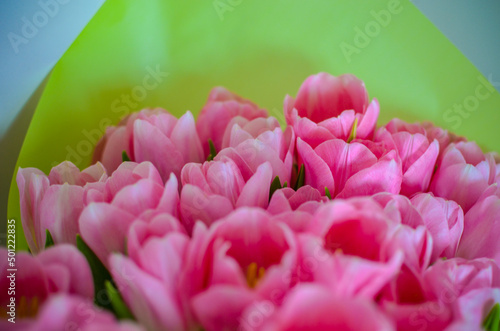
4,73,500,331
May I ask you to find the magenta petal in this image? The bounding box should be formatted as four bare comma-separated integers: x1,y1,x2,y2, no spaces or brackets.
315,139,377,195
411,193,464,260
134,119,184,181
192,285,256,331
356,98,380,140
33,295,119,331
296,138,334,194
136,233,188,289
127,215,185,263
430,163,489,212
457,195,500,263
292,116,336,149
37,244,94,299
318,109,356,140
314,253,403,299
48,161,84,185
110,254,185,331
79,203,136,266
153,173,180,217
268,189,293,214
255,284,394,331
180,184,234,231
401,139,439,196
236,162,273,208
170,111,204,164
338,151,402,198
112,179,164,216
16,167,50,253
39,184,84,246
101,126,130,174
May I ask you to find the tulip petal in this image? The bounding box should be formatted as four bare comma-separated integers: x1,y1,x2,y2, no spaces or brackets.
237,163,273,208
296,138,334,195
79,203,136,266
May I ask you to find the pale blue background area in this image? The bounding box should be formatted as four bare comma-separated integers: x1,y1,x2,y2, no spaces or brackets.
414,0,500,91
0,0,499,243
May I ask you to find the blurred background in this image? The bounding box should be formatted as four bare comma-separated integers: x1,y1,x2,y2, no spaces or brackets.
0,0,499,246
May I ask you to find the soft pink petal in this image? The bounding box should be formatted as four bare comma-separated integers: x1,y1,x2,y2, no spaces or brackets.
236,162,273,208
78,203,136,266
296,138,334,194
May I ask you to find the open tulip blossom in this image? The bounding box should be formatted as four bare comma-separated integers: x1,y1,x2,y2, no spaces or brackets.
8,73,500,331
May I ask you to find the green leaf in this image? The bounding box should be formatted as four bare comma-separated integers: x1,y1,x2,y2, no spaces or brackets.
105,280,134,320
76,234,114,311
122,151,131,162
484,303,500,331
294,164,305,190
269,176,282,200
44,229,54,248
283,182,288,188
347,117,359,143
207,139,217,161
325,187,332,200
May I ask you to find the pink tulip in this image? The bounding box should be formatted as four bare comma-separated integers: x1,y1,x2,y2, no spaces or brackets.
179,159,273,232
423,258,500,301
0,294,144,331
297,137,402,198
430,141,496,212
422,121,466,158
381,267,453,331
16,161,107,253
382,299,452,331
267,186,326,233
373,193,464,263
375,122,439,196
304,199,404,298
294,233,403,300
110,231,191,331
220,116,281,150
180,208,298,331
267,186,327,215
380,257,499,331
196,87,268,156
447,288,500,330
371,192,424,226
456,195,500,264
79,162,180,266
93,108,204,181
284,72,379,148
411,193,464,261
240,284,395,331
215,125,295,185
0,245,93,324
126,215,186,263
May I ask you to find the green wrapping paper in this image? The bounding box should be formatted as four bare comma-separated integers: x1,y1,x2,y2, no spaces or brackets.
8,0,500,251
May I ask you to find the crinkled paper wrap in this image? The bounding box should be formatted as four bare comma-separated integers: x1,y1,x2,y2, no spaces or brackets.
8,0,500,250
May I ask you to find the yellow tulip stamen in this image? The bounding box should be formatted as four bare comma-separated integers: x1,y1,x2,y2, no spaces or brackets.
246,262,266,288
